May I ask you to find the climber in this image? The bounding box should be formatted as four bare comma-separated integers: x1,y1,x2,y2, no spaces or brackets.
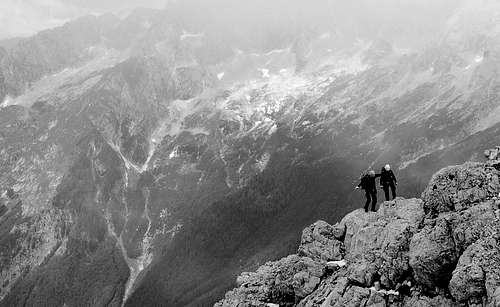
355,170,380,212
380,164,397,201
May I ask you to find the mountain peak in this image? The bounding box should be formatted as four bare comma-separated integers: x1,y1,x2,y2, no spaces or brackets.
216,152,500,306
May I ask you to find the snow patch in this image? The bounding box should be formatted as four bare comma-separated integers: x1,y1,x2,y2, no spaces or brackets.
369,287,400,296
169,147,179,159
327,260,347,267
259,68,270,78
217,72,225,80
1,95,13,107
180,30,204,41
250,47,290,57
256,152,271,172
474,55,484,63
268,124,277,135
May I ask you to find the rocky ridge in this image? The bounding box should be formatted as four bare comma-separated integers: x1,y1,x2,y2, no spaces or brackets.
216,149,500,307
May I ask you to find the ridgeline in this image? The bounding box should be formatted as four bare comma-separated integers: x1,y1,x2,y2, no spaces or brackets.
216,148,500,307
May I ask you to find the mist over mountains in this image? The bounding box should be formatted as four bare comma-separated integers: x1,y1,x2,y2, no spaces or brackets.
1,1,500,306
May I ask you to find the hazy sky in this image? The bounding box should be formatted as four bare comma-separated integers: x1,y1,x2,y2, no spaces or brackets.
0,0,166,40
0,0,469,45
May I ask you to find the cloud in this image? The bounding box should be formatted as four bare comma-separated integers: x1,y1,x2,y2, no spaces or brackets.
163,0,463,49
0,0,166,40
0,0,464,48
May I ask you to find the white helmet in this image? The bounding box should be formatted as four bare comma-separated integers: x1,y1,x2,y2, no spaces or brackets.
384,164,391,171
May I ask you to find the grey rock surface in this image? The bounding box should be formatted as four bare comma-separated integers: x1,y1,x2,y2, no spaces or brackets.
298,220,345,262
217,160,500,306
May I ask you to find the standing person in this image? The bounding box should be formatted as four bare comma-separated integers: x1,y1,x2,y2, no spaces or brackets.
380,164,397,201
355,170,381,212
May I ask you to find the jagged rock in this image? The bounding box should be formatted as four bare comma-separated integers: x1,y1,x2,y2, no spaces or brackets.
218,159,500,307
409,217,458,289
297,274,349,307
448,201,498,253
298,220,345,262
339,198,424,256
366,290,386,307
347,261,377,286
401,294,454,307
215,255,326,307
412,162,500,291
422,162,500,215
484,146,500,161
332,223,346,241
449,233,500,305
336,286,371,306
339,198,424,288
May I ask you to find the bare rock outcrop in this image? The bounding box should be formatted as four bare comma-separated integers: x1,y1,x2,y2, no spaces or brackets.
409,217,458,289
216,255,325,307
410,161,500,296
216,154,500,307
298,220,345,262
422,162,500,215
340,198,424,289
449,233,500,305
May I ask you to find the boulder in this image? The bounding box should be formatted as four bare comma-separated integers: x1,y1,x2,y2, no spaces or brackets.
335,286,371,307
298,220,345,262
366,290,386,307
347,261,377,286
422,162,500,215
447,201,498,253
339,198,423,255
216,255,326,307
449,233,500,305
339,199,424,288
409,217,458,289
296,273,349,307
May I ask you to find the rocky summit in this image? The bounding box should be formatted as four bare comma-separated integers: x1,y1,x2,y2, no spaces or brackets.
216,151,500,307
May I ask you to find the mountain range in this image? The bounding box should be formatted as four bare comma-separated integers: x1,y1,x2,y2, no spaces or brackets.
1,1,500,306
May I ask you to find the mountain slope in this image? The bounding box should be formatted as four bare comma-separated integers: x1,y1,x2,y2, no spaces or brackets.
2,2,500,306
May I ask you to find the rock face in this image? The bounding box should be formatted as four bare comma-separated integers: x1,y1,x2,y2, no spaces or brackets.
298,221,345,262
217,156,500,307
220,255,326,307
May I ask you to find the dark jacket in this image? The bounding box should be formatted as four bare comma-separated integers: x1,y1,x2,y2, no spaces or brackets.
380,169,397,187
358,174,380,191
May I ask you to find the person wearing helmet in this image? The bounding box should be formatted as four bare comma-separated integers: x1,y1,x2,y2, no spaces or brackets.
355,170,381,212
380,164,397,201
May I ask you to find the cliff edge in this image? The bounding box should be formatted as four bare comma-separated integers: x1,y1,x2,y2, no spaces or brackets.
216,149,500,307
